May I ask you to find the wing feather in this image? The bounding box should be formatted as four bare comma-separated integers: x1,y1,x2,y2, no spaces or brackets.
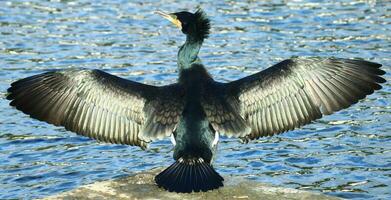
7,69,184,148
224,58,385,140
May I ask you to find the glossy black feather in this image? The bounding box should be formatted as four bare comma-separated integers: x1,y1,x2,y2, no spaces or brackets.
174,9,210,41
155,158,224,193
225,58,385,140
7,69,184,148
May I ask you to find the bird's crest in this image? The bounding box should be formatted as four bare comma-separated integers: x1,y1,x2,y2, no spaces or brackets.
194,9,210,40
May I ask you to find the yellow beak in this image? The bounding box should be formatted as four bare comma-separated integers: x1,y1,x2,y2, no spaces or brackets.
155,10,182,29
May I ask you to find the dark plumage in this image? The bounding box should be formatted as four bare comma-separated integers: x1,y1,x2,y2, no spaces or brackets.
7,9,386,193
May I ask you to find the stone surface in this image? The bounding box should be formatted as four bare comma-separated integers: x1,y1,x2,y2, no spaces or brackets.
43,169,340,200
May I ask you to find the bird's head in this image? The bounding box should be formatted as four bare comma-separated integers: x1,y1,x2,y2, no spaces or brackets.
156,9,210,41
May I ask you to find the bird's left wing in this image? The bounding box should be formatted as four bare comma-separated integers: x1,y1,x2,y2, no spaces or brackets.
7,69,184,148
223,58,385,141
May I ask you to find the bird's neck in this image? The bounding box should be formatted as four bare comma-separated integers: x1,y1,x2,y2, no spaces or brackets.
177,36,203,70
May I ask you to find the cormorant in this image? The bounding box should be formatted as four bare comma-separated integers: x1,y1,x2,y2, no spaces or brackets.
6,9,386,193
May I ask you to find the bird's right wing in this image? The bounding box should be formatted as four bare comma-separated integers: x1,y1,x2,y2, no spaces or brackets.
7,69,184,148
223,58,386,140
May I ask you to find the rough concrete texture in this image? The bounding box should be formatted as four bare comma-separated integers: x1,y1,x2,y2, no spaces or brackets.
44,169,340,200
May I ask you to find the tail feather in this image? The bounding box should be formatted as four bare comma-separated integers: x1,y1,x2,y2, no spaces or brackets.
155,158,224,193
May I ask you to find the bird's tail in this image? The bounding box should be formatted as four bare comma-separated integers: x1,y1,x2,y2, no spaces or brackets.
155,157,224,193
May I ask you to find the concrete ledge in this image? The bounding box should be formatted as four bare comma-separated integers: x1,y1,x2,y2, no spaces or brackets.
44,169,340,200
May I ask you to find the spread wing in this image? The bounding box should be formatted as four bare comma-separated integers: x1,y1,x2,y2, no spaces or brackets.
201,82,251,138
7,69,184,148
223,58,385,140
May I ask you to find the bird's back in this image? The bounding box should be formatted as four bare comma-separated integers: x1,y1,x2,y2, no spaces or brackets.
174,64,216,162
155,64,224,192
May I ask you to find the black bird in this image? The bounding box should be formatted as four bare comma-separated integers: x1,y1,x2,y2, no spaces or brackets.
6,9,386,193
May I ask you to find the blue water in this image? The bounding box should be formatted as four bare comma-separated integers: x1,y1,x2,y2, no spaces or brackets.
0,1,390,199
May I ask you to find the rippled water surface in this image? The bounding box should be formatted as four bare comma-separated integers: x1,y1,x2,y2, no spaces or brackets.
0,1,390,199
